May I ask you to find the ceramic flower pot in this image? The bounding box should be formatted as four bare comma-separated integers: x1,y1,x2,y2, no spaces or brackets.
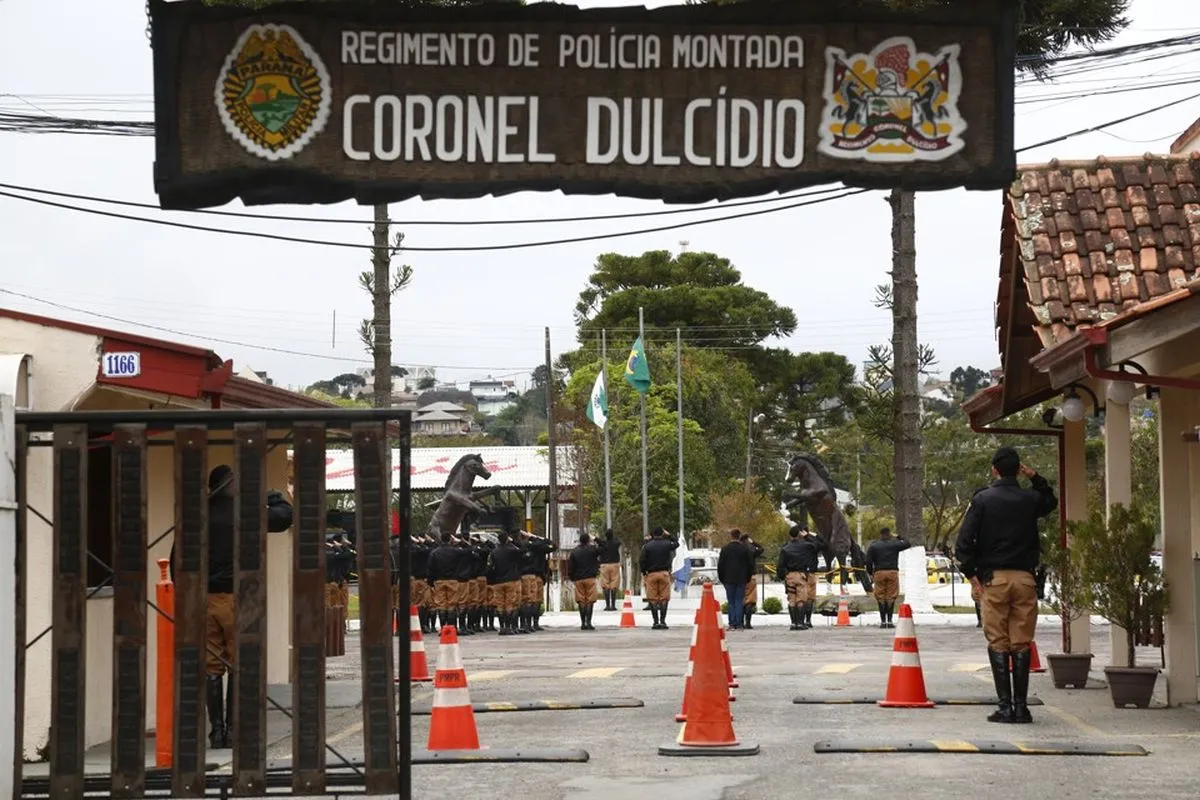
1046,653,1093,689
1103,666,1159,709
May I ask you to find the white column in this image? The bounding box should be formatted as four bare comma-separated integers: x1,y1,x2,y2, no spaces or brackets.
1064,418,1091,654
900,546,932,613
1159,387,1198,704
1103,381,1132,667
0,394,17,799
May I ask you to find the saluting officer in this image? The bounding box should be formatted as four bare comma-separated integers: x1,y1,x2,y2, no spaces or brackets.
865,527,910,629
598,529,623,611
519,532,555,633
426,533,461,632
567,533,602,630
955,446,1057,724
451,536,477,635
639,527,678,630
409,535,435,633
489,531,525,636
776,524,821,631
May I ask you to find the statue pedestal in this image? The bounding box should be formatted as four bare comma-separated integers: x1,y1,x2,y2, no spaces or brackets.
899,546,935,613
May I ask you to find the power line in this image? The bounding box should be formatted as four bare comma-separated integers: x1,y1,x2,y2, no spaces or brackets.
1016,87,1200,153
0,181,846,226
0,288,529,371
0,187,871,252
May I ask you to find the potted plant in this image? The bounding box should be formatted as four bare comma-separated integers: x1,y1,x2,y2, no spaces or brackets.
1040,532,1094,689
1073,501,1168,709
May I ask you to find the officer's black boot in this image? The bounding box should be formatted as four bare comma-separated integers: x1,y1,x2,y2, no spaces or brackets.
518,605,532,634
744,605,755,629
223,675,235,750
206,675,227,749
974,602,983,628
578,606,587,630
1011,649,1034,723
650,604,661,629
660,602,670,630
533,605,544,631
803,602,815,629
585,604,595,630
457,609,473,635
788,606,801,630
987,648,1015,723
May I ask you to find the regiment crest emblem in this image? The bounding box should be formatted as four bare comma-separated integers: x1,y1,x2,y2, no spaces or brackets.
818,37,966,163
215,24,331,161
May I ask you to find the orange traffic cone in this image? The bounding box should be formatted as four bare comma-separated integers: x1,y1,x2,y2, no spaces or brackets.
426,626,481,750
659,584,758,757
407,605,432,683
835,596,851,627
878,603,935,708
677,593,736,721
619,590,637,628
1029,640,1047,673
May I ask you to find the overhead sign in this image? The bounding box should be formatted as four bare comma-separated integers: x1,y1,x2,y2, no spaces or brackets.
149,0,1017,209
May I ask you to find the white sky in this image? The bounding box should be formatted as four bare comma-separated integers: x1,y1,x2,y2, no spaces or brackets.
2,0,1198,393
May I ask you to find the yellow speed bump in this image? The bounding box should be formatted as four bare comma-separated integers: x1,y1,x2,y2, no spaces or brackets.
814,739,1148,756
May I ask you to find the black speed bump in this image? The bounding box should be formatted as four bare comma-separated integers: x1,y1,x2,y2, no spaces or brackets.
793,695,1044,706
813,739,1147,756
411,697,644,715
413,747,590,764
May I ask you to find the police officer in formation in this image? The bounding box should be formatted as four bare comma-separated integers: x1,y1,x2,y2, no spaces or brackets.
325,532,357,619
639,527,679,630
955,446,1057,724
567,533,602,630
488,531,525,635
776,524,821,631
865,526,910,628
598,528,623,610
518,530,556,632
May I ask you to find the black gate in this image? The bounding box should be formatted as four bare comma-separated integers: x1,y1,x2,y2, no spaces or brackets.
12,408,413,798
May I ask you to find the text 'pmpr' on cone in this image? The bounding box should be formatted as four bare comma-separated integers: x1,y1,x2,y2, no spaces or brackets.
878,603,935,709
427,626,481,750
659,584,758,758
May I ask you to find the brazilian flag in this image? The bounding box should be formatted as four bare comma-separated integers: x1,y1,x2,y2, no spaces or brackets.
624,335,651,394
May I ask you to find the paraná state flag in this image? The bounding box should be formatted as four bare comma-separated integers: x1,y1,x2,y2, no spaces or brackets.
586,370,608,428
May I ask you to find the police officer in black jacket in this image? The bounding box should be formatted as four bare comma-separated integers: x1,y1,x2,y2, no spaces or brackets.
639,528,679,630
776,525,821,630
865,528,911,628
519,533,556,633
488,532,525,636
169,465,293,750
598,530,623,610
955,446,1057,725
450,537,477,635
408,535,435,633
425,533,461,632
567,533,602,630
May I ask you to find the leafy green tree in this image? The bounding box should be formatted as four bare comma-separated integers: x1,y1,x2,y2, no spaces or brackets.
949,366,992,400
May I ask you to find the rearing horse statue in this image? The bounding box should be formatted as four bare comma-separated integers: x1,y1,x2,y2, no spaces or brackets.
425,453,502,538
782,453,872,592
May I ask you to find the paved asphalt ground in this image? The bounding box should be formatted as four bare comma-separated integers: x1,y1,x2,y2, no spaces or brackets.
292,613,1200,800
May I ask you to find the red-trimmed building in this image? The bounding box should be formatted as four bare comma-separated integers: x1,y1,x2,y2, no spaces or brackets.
963,152,1200,704
0,308,333,758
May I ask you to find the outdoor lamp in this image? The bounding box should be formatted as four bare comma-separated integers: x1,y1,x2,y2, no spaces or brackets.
1106,380,1136,406
1060,389,1087,422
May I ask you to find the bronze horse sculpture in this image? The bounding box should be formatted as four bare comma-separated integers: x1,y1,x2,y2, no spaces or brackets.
782,453,873,592
425,453,502,537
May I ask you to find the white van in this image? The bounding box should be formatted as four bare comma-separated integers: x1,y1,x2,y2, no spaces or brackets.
686,548,720,585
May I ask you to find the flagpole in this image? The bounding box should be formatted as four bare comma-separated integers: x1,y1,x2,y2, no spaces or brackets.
675,327,684,546
601,329,612,530
639,307,649,541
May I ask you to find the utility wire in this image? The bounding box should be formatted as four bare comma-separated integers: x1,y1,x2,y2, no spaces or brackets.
0,187,871,252
0,181,846,226
1016,88,1200,152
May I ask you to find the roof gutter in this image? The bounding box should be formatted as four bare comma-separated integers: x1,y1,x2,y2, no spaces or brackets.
1079,327,1200,391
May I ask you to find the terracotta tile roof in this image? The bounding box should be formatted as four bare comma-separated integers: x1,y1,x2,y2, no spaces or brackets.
1002,153,1200,350
1171,116,1200,154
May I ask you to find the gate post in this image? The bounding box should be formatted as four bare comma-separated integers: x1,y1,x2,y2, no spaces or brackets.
155,559,175,770
0,395,17,799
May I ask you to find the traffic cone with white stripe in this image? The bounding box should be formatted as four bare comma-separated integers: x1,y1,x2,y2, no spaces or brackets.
659,583,758,757
677,592,735,721
878,603,935,708
835,595,851,627
619,590,637,628
426,626,481,750
715,607,738,690
407,605,432,683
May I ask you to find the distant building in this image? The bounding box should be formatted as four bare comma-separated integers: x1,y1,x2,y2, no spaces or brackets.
413,401,474,436
470,378,518,416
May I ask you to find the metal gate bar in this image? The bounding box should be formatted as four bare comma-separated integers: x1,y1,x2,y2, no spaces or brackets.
173,426,209,798
13,425,27,793
51,424,88,799
352,423,398,794
15,408,411,799
111,426,148,798
290,423,327,796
